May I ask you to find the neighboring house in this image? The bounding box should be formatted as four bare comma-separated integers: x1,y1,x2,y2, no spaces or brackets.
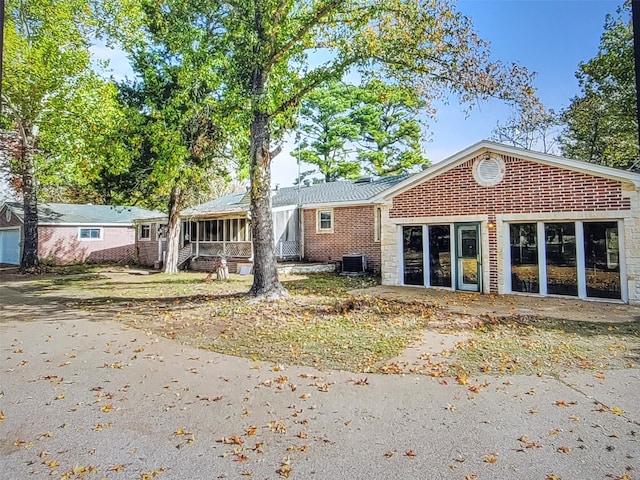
0,202,163,266
134,140,640,304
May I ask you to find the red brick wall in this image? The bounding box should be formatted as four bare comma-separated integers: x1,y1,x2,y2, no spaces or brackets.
389,155,631,294
39,226,136,265
391,155,631,218
303,205,381,273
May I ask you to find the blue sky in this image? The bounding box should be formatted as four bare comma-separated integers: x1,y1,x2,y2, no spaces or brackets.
272,0,623,186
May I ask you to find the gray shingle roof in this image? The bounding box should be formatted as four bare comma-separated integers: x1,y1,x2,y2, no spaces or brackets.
5,202,164,225
182,192,247,216
183,174,414,216
273,174,412,207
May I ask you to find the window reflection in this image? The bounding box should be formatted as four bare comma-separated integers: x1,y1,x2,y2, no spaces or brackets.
403,226,424,286
584,222,621,299
510,223,539,293
428,225,451,287
545,223,578,296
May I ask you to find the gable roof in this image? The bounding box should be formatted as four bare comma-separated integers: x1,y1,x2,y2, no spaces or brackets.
3,202,164,225
375,140,640,201
183,174,414,217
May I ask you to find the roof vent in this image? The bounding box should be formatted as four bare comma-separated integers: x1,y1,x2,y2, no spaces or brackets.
354,177,373,184
473,154,505,187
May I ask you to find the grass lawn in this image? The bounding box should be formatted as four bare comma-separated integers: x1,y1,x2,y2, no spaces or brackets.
26,267,640,376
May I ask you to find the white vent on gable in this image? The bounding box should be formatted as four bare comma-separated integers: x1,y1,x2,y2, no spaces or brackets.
473,154,505,187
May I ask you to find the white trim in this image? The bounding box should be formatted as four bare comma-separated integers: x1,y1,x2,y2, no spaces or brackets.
576,221,587,298
138,223,152,241
537,222,548,296
316,208,334,233
618,219,629,303
422,225,428,287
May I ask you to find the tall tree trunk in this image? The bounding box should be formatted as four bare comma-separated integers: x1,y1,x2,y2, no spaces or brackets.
248,110,288,299
163,182,183,274
20,134,38,271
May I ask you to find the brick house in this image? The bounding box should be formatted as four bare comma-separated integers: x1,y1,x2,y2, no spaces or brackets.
377,141,640,304
139,176,408,273
135,140,640,304
0,202,163,266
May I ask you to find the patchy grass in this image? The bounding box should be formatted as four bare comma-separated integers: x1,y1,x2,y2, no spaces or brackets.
449,317,639,377
7,268,639,375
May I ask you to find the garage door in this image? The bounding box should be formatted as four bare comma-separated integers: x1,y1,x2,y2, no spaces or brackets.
0,228,20,265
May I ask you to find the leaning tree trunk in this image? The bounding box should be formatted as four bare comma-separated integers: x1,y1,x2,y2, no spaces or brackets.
20,136,39,271
163,183,183,274
248,110,288,300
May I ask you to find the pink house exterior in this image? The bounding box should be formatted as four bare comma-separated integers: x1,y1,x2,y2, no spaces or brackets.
0,202,163,266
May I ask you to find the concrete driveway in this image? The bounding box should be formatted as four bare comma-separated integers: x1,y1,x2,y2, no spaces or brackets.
1,279,638,479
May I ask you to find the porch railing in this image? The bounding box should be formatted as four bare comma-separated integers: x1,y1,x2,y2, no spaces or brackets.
194,241,252,258
192,240,299,260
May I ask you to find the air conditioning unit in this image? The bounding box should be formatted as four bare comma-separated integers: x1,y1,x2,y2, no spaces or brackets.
342,254,367,273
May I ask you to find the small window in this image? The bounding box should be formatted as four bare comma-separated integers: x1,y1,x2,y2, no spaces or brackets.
139,224,151,241
79,228,102,240
317,210,333,233
374,207,382,242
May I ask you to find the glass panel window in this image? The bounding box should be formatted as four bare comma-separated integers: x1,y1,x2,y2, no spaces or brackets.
374,207,382,242
459,226,478,286
318,210,333,231
210,220,219,241
583,222,621,299
80,228,102,240
138,224,151,240
510,223,539,293
239,218,248,241
428,225,451,287
545,222,578,296
403,226,424,286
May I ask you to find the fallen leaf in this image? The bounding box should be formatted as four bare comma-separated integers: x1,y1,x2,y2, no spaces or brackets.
484,453,498,463
405,450,416,457
246,426,257,436
557,446,571,453
384,451,394,458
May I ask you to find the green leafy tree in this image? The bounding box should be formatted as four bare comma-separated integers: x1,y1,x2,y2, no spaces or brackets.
294,81,361,182
294,79,428,182
213,0,534,299
351,79,428,176
560,1,638,169
2,0,142,270
119,0,233,274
